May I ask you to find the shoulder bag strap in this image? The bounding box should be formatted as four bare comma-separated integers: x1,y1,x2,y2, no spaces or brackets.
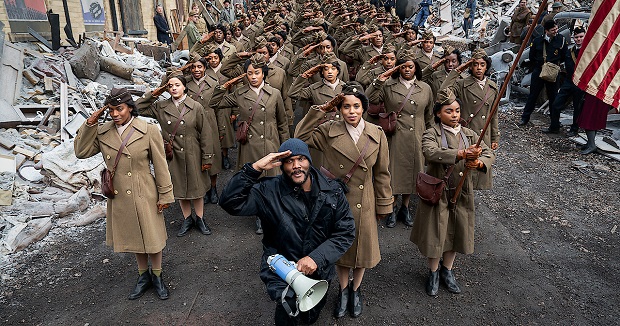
396,83,417,115
246,89,266,125
439,125,456,182
543,41,547,63
111,127,136,175
198,80,208,94
464,83,493,126
342,137,371,184
169,103,189,141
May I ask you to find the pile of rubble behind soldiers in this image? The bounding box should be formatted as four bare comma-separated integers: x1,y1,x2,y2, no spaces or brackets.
0,0,605,260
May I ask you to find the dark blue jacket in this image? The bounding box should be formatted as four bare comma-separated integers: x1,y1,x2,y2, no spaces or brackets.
219,163,355,301
529,33,568,70
153,14,171,44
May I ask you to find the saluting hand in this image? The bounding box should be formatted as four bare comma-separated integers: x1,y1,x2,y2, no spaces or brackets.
301,64,324,79
87,105,108,126
408,39,423,47
377,64,401,82
318,93,345,112
200,31,214,44
431,57,448,70
456,58,474,73
368,54,384,65
223,73,247,90
252,150,293,172
151,85,168,98
303,43,320,57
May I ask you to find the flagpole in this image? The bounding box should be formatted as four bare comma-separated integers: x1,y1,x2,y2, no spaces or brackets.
450,0,549,206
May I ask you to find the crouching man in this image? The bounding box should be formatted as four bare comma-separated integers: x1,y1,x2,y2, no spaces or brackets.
219,138,355,325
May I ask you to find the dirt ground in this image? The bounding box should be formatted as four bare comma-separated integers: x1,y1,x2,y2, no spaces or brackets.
1,105,619,325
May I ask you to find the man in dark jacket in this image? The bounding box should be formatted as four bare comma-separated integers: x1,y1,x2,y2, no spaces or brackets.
545,26,586,135
153,5,171,44
519,19,568,126
219,138,355,326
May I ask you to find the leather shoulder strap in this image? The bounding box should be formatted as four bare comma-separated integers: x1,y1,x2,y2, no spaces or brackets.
247,89,265,125
396,84,416,115
464,83,493,126
343,137,371,184
112,127,135,174
169,104,189,141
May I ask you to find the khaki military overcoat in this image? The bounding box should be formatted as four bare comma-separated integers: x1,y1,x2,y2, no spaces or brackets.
137,94,215,199
411,125,495,257
296,108,393,268
74,118,174,253
366,77,434,194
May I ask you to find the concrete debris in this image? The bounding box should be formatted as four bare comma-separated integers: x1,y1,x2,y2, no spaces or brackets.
59,204,106,227
0,217,52,254
68,41,101,81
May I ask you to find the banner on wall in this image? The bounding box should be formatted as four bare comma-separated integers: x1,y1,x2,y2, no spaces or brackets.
80,0,106,25
4,0,47,21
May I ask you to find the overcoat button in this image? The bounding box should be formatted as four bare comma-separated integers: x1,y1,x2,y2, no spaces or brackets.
106,155,111,159
359,185,364,190
127,155,131,159
114,190,118,195
126,190,132,195
181,148,184,151
336,115,340,118
398,114,402,118
481,115,486,119
127,172,132,176
409,127,414,131
473,100,477,104
459,172,464,177
340,164,344,169
356,204,362,208
480,129,484,133
470,114,474,118
167,121,171,124
362,168,368,172
410,114,414,118
260,121,264,125
261,107,265,111
180,135,183,138
410,100,414,104
260,135,264,139
180,121,184,124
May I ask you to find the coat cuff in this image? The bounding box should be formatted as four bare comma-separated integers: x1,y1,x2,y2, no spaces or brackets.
202,153,215,166
375,196,394,215
242,162,263,180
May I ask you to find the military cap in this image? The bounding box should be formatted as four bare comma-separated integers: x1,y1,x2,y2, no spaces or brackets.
248,53,268,68
471,48,488,60
105,87,133,106
435,88,457,105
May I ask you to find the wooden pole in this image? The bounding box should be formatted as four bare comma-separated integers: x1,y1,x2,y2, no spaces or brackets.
450,0,549,206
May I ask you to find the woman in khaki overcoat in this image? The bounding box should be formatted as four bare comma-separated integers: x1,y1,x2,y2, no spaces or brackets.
365,49,434,228
209,54,290,234
440,50,499,190
411,88,495,297
289,53,345,168
187,54,224,205
136,72,216,237
296,83,393,318
74,88,174,300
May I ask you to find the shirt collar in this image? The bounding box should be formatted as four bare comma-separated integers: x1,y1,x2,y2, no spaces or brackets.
269,53,278,64
250,81,265,95
372,45,383,54
441,123,462,135
212,63,222,74
172,94,187,108
345,118,365,144
399,76,416,89
323,78,340,90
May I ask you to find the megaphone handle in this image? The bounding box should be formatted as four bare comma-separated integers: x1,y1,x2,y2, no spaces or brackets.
280,285,300,318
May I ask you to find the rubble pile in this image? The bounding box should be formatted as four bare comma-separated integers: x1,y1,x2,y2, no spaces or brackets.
0,35,172,258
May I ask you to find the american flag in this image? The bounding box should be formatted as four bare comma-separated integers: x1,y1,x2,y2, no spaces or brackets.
572,0,620,107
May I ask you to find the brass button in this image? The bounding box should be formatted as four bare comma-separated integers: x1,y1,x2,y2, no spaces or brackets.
439,157,442,160
181,148,184,151
410,114,414,118
356,203,362,209
180,121,184,125
114,190,118,195
397,127,401,130
249,134,253,138
480,129,484,133
335,115,340,118
409,127,414,131
459,172,464,176
260,135,264,139
261,107,265,111
470,114,474,118
339,164,344,169
362,167,368,172
126,155,131,159
167,121,171,125
179,134,183,138
359,185,364,190
127,172,132,176
106,155,111,160
260,121,264,125
126,190,131,195
473,100,477,104
410,100,414,104
398,114,402,118
481,115,486,119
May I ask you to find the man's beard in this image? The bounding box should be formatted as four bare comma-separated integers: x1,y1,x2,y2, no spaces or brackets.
286,169,309,186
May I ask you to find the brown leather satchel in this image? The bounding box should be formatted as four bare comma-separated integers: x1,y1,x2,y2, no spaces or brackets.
236,90,265,145
367,102,385,117
101,127,135,199
378,84,416,136
164,104,189,161
416,126,467,206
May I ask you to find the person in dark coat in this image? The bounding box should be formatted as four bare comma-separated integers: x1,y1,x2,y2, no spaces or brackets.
546,26,586,135
519,20,568,126
219,139,356,326
154,5,171,44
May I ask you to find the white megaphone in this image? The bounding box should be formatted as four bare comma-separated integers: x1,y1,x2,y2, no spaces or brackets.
267,254,329,313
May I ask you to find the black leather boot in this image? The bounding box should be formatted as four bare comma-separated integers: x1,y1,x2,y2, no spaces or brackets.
222,156,231,170
128,270,152,300
440,266,461,294
204,189,211,204
426,269,439,296
255,217,263,234
385,210,396,228
349,286,362,318
177,216,194,237
333,286,349,318
151,272,169,300
195,216,212,235
209,186,219,204
397,205,413,227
